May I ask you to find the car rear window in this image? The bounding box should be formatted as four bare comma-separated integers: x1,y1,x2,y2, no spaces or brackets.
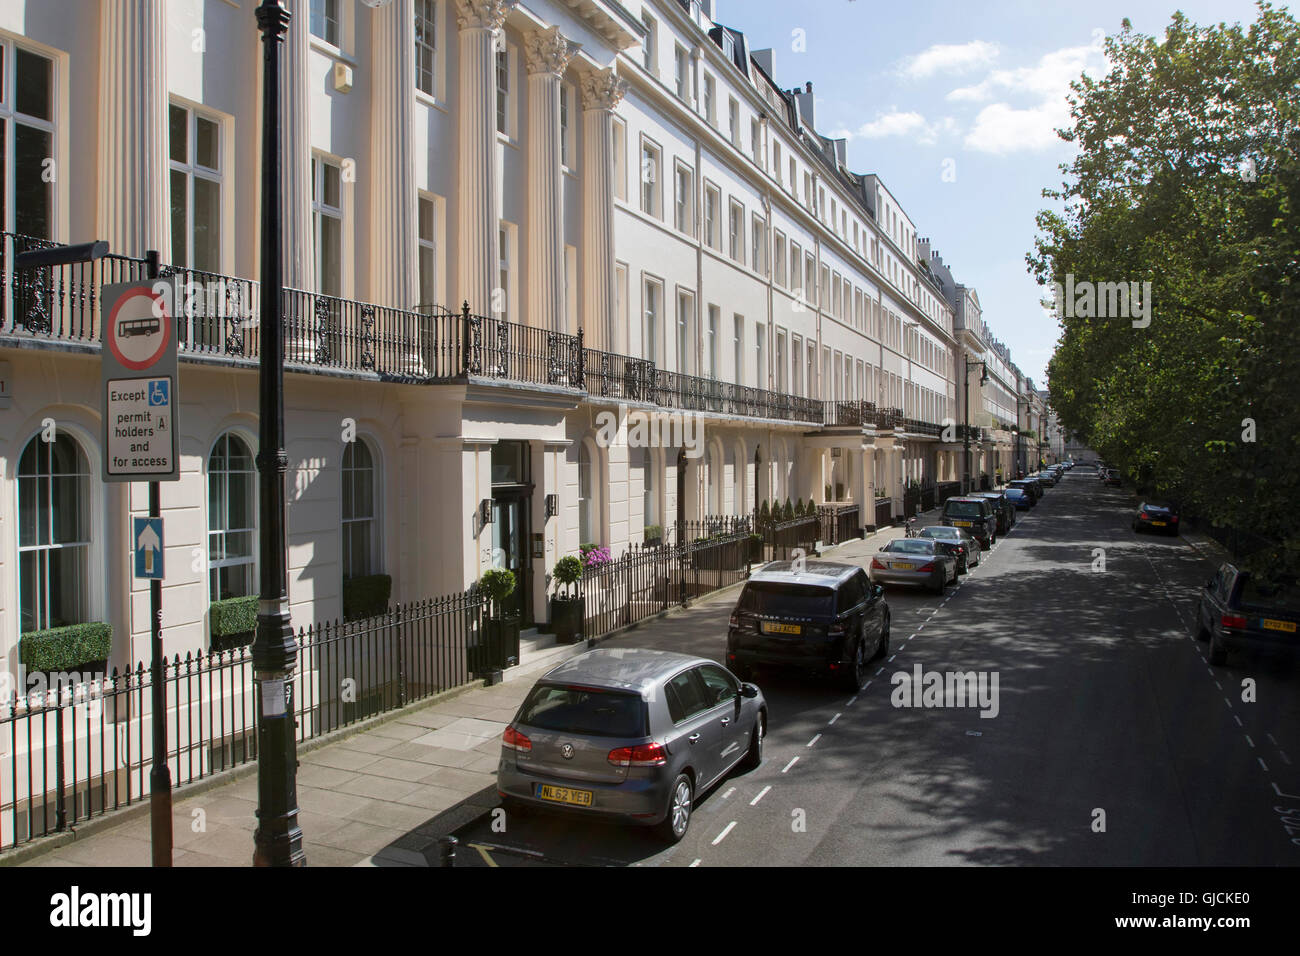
885,539,935,554
738,582,835,618
1239,577,1300,613
921,527,959,539
944,500,983,517
518,684,647,737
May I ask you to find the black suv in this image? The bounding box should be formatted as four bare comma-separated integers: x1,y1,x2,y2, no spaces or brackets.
1197,563,1299,666
941,496,997,548
972,491,1015,534
727,561,890,691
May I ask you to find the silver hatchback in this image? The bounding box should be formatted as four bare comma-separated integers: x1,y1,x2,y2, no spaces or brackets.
497,648,767,844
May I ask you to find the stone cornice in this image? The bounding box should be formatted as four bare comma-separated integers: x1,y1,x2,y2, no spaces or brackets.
454,0,516,32
579,66,628,111
523,25,580,77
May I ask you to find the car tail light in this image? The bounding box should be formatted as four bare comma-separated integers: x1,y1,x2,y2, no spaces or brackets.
1171,515,1179,523
1221,614,1247,630
871,558,887,570
502,725,532,752
729,612,739,628
1139,511,1149,519
916,562,935,572
608,742,667,767
828,620,847,636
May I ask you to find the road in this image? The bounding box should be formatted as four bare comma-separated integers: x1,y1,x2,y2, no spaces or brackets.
450,470,1300,866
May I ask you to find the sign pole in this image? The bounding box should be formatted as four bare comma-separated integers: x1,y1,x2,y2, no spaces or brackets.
145,249,173,867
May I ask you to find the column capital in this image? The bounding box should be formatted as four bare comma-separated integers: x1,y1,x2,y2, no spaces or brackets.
579,66,628,111
524,25,580,76
454,0,516,32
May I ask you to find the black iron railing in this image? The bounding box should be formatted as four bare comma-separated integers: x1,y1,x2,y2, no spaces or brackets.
874,498,894,529
817,504,861,545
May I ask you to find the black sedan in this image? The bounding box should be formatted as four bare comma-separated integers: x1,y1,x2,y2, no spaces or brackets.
919,526,982,573
1133,502,1180,535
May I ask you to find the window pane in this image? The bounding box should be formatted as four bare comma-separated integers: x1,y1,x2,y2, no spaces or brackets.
169,105,188,164
195,115,219,169
323,161,340,208
419,246,435,304
51,474,88,544
15,123,52,239
418,197,434,240
170,169,188,266
192,176,221,271
319,214,341,296
49,545,89,630
19,550,40,633
16,48,52,121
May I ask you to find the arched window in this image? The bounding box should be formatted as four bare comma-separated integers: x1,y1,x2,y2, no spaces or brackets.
18,433,91,632
342,438,379,579
578,442,594,546
208,432,257,601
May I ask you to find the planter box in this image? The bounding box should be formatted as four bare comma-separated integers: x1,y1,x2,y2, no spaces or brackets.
471,615,520,675
551,596,585,644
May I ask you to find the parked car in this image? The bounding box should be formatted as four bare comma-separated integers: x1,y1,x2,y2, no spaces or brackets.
1008,478,1042,503
942,495,997,547
870,538,959,595
1196,564,1300,666
727,561,890,691
919,525,982,573
1133,502,1180,535
497,648,767,844
1004,487,1032,510
972,490,1016,534
1102,468,1122,487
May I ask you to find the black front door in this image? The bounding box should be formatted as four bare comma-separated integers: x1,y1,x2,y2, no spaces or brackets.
490,491,532,626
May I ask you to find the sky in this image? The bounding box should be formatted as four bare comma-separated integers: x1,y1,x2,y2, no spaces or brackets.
714,0,1269,384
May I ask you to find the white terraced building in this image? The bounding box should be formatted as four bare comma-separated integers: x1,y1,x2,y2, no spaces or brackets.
0,0,1032,675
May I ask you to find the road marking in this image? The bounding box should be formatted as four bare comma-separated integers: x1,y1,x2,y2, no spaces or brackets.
1267,733,1279,747
470,844,499,868
807,734,822,748
828,713,841,725
1280,751,1293,766
847,695,858,706
750,786,771,806
1245,735,1255,748
781,756,799,773
889,654,898,662
1258,757,1269,773
1224,697,1233,708
722,787,735,799
1273,782,1300,800
1234,715,1244,728
876,667,886,675
917,624,925,631
689,858,701,867
712,821,737,845
1214,681,1222,690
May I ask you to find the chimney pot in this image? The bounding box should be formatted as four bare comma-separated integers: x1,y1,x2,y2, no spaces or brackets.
806,81,813,93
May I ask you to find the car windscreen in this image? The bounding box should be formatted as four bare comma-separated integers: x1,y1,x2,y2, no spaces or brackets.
518,684,647,737
920,528,960,540
1239,577,1300,613
1005,489,1026,499
944,501,984,517
884,539,936,554
738,582,835,618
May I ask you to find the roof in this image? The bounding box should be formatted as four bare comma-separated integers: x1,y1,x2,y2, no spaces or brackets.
746,560,861,587
540,647,707,695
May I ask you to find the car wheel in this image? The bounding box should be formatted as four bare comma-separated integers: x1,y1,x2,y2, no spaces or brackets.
871,612,891,661
1208,631,1228,666
844,630,869,690
657,773,694,844
740,711,765,771
932,572,945,595
1194,621,1211,643
958,556,968,575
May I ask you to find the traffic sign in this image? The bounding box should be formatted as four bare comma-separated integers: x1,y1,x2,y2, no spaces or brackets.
133,516,164,579
102,278,180,482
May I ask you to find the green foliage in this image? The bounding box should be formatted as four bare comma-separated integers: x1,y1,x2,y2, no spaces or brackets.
643,524,663,542
782,498,794,520
552,555,582,598
19,623,112,672
210,596,258,637
1028,3,1300,578
480,568,516,605
343,574,392,623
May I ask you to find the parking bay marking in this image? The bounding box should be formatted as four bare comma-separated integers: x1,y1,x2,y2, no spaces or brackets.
712,821,737,845
807,734,821,748
782,756,799,773
750,786,771,806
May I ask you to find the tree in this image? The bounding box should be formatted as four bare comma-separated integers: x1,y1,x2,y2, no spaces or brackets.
1028,2,1300,577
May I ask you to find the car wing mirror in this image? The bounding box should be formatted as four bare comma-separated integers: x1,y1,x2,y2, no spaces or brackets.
740,682,759,699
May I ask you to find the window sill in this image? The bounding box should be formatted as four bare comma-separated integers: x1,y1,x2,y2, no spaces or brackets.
309,36,353,66
416,90,449,115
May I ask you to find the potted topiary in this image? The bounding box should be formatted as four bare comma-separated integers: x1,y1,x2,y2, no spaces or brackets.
477,568,518,676
550,555,584,644
643,524,663,547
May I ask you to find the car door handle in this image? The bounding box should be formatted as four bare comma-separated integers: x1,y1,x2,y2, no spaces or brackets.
688,733,701,744
721,718,731,726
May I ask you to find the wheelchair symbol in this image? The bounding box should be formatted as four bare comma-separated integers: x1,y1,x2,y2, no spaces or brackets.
148,380,169,406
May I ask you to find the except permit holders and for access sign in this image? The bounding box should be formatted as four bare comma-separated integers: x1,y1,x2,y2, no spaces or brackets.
101,278,180,483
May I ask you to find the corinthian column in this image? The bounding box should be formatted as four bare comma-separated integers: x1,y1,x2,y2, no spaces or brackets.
455,0,516,315
579,67,627,353
371,0,418,308
524,26,579,334
97,0,168,257
280,0,313,289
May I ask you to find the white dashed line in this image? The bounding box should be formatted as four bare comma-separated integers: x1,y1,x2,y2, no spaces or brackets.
1234,715,1244,728
828,713,841,725
1245,735,1255,748
876,667,886,676
712,821,737,845
1258,757,1270,773
862,680,872,690
1224,697,1233,708
722,787,735,799
781,756,799,773
847,695,858,706
1214,681,1222,691
1280,751,1292,766
689,858,701,867
750,786,771,806
807,734,822,748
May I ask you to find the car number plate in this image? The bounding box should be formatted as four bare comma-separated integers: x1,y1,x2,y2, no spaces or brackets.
953,521,971,527
762,621,802,635
538,784,593,806
894,562,915,570
1151,521,1167,527
1262,619,1297,633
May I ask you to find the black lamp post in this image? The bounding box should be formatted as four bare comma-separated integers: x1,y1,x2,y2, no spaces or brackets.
252,0,304,867
962,357,988,493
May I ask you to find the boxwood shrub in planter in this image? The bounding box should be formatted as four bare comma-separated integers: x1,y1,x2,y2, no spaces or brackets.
343,573,392,623
477,569,520,674
19,622,112,676
643,524,663,547
550,555,585,644
210,596,258,653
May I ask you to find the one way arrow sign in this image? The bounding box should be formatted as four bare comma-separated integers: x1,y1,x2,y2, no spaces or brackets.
133,516,164,580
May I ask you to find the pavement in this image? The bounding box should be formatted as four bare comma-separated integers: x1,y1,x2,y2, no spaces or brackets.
9,500,940,868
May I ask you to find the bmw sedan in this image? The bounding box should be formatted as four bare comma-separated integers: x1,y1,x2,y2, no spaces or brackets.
870,538,959,594
919,525,982,573
497,648,766,844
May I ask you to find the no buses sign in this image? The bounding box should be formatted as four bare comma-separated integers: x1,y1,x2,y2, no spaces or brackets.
101,278,180,482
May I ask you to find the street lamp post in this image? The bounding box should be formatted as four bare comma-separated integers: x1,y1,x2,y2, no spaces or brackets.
962,357,987,493
252,0,304,868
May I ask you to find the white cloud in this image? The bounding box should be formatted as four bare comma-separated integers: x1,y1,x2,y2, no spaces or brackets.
900,40,1000,80
854,110,929,139
963,103,1066,154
